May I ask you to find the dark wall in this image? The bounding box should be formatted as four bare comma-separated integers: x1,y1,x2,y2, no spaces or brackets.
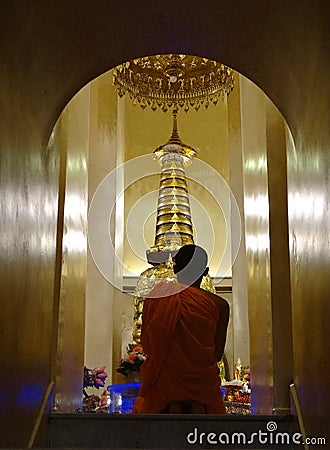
0,1,329,446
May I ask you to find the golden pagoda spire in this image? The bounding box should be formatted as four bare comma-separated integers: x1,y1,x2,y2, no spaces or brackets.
132,110,217,343
146,108,197,265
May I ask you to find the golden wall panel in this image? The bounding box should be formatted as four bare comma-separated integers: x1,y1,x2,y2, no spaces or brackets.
227,76,250,367
266,101,293,413
52,86,89,412
0,105,59,446
287,123,329,437
240,77,274,414
85,72,118,378
240,79,294,415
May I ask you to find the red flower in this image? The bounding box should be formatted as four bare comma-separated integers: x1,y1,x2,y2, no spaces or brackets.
133,345,143,353
127,353,137,363
116,345,146,376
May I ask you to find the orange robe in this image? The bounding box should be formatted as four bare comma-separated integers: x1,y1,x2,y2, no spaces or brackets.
133,282,226,414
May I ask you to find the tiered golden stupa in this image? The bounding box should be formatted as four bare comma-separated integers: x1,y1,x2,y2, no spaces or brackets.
113,54,234,343
147,108,196,264
132,108,216,343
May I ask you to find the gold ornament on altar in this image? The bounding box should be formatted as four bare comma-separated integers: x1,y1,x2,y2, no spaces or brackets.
113,54,234,113
133,260,177,343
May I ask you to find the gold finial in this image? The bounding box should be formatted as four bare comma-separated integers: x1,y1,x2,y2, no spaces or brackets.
170,107,180,143
153,109,197,166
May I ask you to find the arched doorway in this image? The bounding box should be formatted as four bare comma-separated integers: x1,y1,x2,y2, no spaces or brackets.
50,56,293,416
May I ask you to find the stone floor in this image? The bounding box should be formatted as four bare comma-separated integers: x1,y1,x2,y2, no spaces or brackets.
49,413,299,449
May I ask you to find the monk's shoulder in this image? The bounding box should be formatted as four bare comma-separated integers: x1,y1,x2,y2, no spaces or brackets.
201,289,229,317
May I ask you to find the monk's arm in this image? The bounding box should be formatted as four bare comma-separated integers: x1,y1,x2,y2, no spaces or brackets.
214,297,230,362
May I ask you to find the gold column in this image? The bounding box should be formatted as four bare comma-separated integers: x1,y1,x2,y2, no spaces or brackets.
52,86,89,412
85,72,118,383
240,78,294,414
227,75,250,366
240,76,274,414
266,100,293,414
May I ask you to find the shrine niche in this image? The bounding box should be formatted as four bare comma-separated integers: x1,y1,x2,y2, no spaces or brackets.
52,53,291,417
86,54,247,414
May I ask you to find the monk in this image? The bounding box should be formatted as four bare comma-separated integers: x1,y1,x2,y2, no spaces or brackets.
133,244,229,414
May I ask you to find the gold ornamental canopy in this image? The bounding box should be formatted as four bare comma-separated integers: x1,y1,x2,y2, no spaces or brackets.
113,54,234,113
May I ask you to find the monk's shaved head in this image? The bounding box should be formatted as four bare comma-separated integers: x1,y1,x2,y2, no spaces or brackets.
173,245,209,285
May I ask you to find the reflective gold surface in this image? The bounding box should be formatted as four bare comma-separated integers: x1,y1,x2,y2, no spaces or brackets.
287,114,329,437
52,87,89,412
133,262,177,343
0,150,59,445
239,79,295,415
85,72,118,383
266,100,293,413
158,195,191,208
0,84,60,447
227,75,251,380
240,77,274,414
